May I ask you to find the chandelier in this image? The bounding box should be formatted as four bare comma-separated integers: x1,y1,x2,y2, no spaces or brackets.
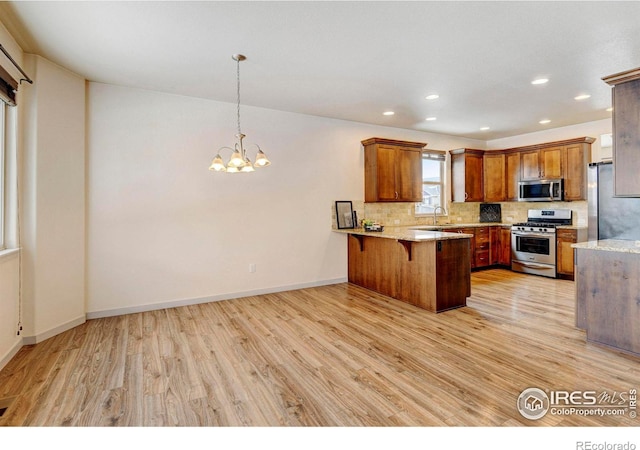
209,54,271,173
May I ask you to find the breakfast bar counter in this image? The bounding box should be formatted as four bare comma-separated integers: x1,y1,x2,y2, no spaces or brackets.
335,228,472,313
572,239,640,356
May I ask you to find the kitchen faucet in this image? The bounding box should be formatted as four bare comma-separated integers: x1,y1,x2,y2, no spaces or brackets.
433,206,447,225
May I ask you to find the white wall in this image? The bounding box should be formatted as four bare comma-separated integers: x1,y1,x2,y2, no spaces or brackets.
20,55,86,342
86,82,485,317
486,118,612,162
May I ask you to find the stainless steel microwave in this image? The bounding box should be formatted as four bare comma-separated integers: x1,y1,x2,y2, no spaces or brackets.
518,179,564,202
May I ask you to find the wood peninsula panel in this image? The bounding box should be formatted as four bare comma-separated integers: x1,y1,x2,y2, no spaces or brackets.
433,238,472,311
575,247,640,355
348,234,470,312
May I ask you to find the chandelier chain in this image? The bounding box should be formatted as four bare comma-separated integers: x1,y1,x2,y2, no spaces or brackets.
236,56,242,135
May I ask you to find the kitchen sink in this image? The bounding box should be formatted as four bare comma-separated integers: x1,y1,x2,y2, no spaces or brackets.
409,226,444,231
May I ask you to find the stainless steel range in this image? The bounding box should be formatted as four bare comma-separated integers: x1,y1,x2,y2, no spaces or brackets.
511,209,572,278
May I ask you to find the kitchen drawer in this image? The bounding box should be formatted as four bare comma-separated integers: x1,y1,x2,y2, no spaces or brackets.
475,249,490,267
476,226,490,238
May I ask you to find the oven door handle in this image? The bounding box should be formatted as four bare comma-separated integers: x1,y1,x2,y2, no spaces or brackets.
514,261,555,270
512,232,554,239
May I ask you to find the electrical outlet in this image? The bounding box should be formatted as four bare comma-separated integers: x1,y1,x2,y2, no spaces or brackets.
249,263,256,273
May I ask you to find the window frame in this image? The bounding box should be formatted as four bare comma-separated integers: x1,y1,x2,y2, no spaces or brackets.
415,150,447,216
0,102,5,250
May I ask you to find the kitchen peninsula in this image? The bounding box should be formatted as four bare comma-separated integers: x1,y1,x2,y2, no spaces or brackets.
335,228,472,313
573,240,640,356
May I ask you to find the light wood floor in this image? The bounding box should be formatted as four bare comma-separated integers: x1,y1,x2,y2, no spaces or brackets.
1,269,639,426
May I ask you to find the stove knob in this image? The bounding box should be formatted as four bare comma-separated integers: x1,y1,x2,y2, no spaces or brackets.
529,227,534,231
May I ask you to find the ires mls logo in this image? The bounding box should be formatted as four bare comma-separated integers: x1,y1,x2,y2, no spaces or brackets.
517,388,550,420
517,387,638,420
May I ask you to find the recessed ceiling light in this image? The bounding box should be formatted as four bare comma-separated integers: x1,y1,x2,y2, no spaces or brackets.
480,127,490,131
532,78,549,85
425,94,439,100
425,117,437,121
574,94,591,101
383,111,395,116
539,119,551,124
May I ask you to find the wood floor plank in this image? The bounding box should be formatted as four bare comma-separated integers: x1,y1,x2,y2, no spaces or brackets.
1,268,639,427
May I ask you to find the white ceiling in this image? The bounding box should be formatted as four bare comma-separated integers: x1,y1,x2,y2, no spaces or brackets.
1,1,640,140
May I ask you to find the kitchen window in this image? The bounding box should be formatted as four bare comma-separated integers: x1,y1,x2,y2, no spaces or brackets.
415,150,446,215
0,101,14,252
0,102,5,250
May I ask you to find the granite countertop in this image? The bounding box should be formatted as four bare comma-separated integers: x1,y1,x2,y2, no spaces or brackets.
334,222,586,243
333,227,473,242
410,222,505,230
572,239,640,254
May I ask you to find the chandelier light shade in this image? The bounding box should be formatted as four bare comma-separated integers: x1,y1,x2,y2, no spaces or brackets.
209,54,271,173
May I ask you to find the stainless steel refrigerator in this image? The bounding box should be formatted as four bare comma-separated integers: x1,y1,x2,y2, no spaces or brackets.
588,161,640,241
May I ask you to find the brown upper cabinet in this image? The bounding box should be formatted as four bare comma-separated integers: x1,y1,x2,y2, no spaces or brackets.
483,151,506,202
504,151,521,201
603,68,640,197
508,139,593,201
362,137,425,202
520,146,563,180
563,142,592,201
451,148,484,202
450,137,593,203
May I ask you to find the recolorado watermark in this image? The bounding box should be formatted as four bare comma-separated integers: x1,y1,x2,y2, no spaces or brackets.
517,387,637,420
576,442,636,450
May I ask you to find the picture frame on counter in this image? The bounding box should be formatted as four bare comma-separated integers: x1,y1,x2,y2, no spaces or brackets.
335,201,355,229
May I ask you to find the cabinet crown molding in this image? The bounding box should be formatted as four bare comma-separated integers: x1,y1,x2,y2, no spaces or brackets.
603,68,640,86
501,136,595,153
361,137,427,149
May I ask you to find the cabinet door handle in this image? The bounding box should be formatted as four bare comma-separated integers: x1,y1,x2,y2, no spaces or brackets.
465,192,468,200
395,191,398,199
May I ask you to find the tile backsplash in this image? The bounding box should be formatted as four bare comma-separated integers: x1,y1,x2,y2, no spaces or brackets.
332,200,587,228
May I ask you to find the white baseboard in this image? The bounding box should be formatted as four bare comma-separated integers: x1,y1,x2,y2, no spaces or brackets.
86,277,348,319
21,315,86,345
0,339,23,372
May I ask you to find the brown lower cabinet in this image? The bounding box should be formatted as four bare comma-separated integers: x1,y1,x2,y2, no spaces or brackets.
498,226,512,267
448,226,511,269
347,234,471,313
475,226,490,267
556,228,587,280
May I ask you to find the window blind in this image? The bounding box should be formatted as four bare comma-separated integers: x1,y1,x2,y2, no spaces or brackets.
0,63,18,106
423,149,446,161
